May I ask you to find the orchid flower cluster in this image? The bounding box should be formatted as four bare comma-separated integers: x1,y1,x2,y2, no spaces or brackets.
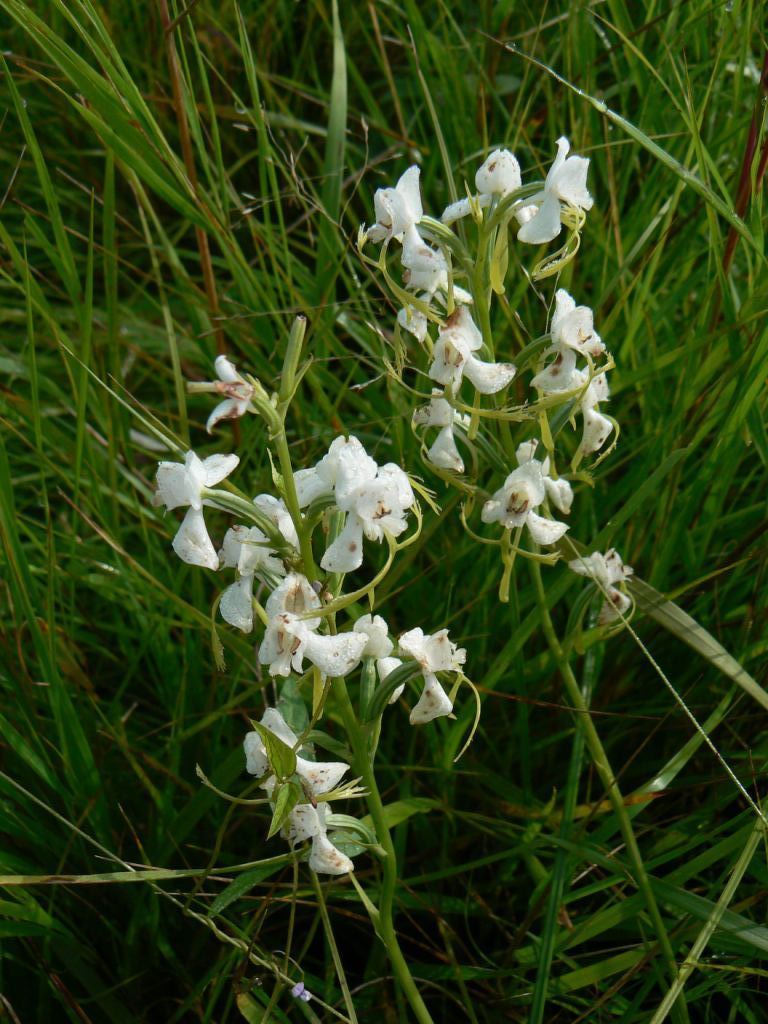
152,330,468,879
358,138,628,609
147,134,636,1020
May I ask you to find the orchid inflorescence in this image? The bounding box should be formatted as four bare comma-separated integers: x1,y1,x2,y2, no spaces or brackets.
153,327,467,877
149,138,634,948
358,138,627,605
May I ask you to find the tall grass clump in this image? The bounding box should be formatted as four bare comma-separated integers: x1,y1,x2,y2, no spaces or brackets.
0,2,766,1022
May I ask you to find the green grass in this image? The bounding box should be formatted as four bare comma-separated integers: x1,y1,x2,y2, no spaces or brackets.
1,1,767,1021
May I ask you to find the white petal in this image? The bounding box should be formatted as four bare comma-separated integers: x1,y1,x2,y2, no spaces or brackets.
309,831,354,875
260,708,299,748
253,494,300,547
396,165,423,225
568,552,610,582
377,656,405,703
365,222,387,244
400,627,465,674
545,137,570,188
206,398,243,434
515,439,540,465
413,392,454,428
397,304,428,342
409,673,453,724
475,148,521,196
292,468,329,509
265,574,320,622
598,588,631,624
304,631,368,678
219,525,246,569
526,511,569,546
441,197,473,225
320,514,365,573
531,349,578,393
580,409,614,455
155,461,194,511
220,575,255,632
427,426,464,473
215,354,242,383
517,191,563,244
201,453,239,487
353,614,393,659
333,442,379,510
243,731,269,777
544,476,573,515
604,549,632,584
429,335,469,388
553,155,593,210
172,507,218,569
283,803,323,845
463,355,516,394
296,757,349,796
257,621,294,677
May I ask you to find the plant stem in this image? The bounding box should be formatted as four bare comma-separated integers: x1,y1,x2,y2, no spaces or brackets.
529,559,689,1024
334,676,435,1024
272,316,318,579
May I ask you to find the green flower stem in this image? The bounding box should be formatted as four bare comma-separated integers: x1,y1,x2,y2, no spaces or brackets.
271,316,318,580
472,227,494,358
334,675,435,1024
529,559,689,1024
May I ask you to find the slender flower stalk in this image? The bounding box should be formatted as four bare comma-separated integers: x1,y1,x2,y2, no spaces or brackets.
529,558,689,1024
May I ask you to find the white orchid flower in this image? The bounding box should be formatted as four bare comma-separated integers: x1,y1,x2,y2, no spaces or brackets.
244,708,349,794
481,456,569,545
258,574,368,678
200,355,255,433
397,303,429,343
294,436,377,509
568,549,634,623
400,231,472,304
321,461,415,574
398,627,466,725
154,451,239,569
571,369,613,457
429,307,516,395
353,613,394,659
515,441,573,515
244,709,354,875
517,137,593,245
413,390,465,473
365,166,423,245
532,291,604,393
294,437,413,574
218,526,286,633
253,493,300,548
442,148,523,225
551,289,604,358
354,613,405,702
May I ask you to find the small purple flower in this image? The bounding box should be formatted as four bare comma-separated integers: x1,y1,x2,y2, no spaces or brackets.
291,981,312,1002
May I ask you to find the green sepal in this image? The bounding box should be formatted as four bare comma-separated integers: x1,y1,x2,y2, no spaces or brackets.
267,778,303,839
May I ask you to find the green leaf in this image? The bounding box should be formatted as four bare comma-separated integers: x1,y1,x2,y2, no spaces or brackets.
250,722,297,781
267,780,303,840
207,861,287,918
361,797,438,832
629,578,767,711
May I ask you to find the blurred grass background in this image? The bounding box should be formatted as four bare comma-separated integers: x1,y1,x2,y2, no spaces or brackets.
0,1,767,1021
